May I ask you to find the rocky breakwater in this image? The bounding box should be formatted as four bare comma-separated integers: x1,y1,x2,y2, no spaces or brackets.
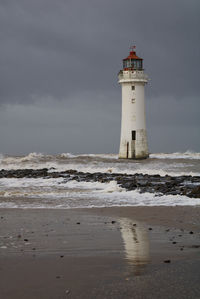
0,168,200,198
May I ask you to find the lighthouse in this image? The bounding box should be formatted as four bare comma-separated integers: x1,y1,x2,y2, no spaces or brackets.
118,46,149,159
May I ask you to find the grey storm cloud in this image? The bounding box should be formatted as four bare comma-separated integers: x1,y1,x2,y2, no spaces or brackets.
0,0,200,154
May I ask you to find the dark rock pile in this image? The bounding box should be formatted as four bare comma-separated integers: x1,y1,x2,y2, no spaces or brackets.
0,168,200,198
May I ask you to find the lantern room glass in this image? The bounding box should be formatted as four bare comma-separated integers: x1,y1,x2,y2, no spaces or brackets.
123,59,143,70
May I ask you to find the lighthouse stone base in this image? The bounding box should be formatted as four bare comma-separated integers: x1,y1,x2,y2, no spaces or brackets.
119,129,149,159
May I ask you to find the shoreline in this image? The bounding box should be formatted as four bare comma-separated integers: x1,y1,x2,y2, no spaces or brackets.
0,206,200,298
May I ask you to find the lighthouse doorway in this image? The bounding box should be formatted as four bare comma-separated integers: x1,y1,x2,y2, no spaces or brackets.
131,131,136,158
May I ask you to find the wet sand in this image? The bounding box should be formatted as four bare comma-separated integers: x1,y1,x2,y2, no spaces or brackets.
0,206,200,299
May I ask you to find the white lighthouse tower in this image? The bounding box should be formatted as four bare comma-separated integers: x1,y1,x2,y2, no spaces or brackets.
118,46,149,159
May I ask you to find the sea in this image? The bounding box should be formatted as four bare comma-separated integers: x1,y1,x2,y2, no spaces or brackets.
0,151,200,209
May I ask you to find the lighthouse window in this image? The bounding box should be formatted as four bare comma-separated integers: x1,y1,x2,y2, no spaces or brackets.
132,131,136,141
131,86,135,90
127,60,131,67
131,98,135,103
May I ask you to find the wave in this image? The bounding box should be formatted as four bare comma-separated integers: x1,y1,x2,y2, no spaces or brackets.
150,151,200,160
0,177,200,208
0,152,118,165
1,150,200,164
0,152,47,165
0,151,200,177
59,153,118,159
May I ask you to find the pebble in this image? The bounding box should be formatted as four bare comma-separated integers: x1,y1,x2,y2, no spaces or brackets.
65,290,70,295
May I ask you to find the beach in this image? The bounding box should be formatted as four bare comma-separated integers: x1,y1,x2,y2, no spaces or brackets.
1,0,199,297
0,152,200,298
1,206,200,299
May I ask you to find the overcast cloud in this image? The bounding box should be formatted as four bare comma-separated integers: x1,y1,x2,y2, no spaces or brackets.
0,0,199,154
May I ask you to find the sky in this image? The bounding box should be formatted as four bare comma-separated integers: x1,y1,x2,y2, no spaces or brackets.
0,0,199,155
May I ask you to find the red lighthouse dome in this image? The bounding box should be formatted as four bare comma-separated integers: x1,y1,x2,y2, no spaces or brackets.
123,47,143,70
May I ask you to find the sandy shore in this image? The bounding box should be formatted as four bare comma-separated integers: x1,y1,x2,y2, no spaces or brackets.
0,206,200,299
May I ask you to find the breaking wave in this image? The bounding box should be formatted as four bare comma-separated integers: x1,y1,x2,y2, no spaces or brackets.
59,153,118,159
0,151,200,177
150,151,200,160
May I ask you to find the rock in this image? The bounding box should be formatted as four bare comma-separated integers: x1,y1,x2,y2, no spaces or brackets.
137,180,148,186
164,260,171,263
188,186,200,198
0,168,199,199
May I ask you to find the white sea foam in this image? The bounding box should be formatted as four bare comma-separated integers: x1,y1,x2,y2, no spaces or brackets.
150,151,200,160
49,164,200,177
92,189,200,207
0,187,199,208
0,178,122,197
0,151,200,209
59,153,77,158
0,151,200,177
60,153,118,159
0,177,63,188
0,177,200,208
97,180,125,193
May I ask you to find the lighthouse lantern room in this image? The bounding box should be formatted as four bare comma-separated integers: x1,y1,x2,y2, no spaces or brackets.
118,46,149,159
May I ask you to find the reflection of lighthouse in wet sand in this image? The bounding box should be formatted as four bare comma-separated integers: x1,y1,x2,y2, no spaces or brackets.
118,46,149,159
119,218,150,275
